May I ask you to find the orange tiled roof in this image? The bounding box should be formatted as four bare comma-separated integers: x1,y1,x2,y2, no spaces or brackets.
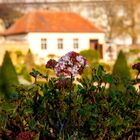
3,11,104,35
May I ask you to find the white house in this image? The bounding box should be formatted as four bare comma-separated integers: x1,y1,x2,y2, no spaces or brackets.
1,10,105,64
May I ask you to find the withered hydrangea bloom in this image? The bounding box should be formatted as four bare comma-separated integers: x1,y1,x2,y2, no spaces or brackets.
46,59,57,69
132,62,140,73
55,78,71,89
54,51,88,77
16,131,36,140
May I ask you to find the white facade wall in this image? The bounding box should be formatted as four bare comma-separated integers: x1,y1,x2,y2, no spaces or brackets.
27,32,105,62
6,34,27,41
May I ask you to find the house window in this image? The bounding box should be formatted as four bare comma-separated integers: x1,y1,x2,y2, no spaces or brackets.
41,38,47,49
58,38,63,49
73,38,79,49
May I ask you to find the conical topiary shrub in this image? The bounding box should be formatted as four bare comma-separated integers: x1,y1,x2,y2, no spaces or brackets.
24,49,35,71
22,49,35,82
0,51,19,98
111,50,131,91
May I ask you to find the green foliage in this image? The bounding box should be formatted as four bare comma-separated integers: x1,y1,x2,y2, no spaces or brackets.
129,48,140,54
80,49,99,66
0,67,2,95
24,49,35,71
80,49,100,79
112,50,131,79
15,50,35,82
0,64,140,139
20,65,32,82
0,51,19,98
22,49,35,82
111,50,131,91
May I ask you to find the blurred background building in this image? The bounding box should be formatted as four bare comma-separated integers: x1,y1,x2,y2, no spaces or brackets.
0,0,140,63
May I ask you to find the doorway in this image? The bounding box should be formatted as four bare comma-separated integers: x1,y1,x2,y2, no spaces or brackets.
89,39,103,58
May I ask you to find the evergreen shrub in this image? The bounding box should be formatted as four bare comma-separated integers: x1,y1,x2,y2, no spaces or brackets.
111,50,131,92
0,51,19,98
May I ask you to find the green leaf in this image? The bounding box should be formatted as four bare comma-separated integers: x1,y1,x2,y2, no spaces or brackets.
79,108,86,116
23,108,33,115
1,102,17,112
97,65,105,77
103,74,114,83
134,104,140,110
29,118,37,129
0,113,7,129
78,88,86,95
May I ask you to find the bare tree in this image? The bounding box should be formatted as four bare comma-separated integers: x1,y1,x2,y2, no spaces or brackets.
0,4,23,28
114,0,140,45
122,0,140,44
99,0,140,45
101,0,125,41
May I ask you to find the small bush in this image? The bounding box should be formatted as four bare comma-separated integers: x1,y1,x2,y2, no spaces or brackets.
80,49,99,66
